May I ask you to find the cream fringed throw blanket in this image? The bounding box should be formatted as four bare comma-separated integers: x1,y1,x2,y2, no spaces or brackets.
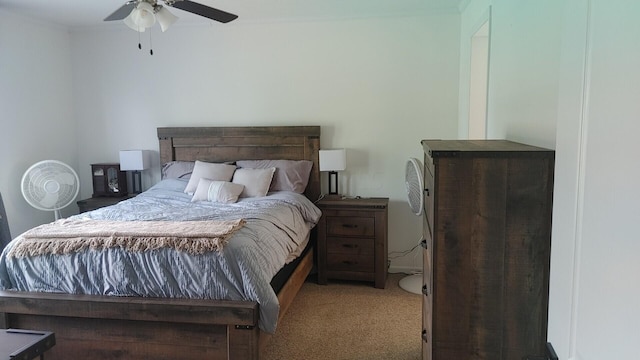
7,218,246,258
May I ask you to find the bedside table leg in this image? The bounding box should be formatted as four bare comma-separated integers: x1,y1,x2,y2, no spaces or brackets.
317,218,328,285
318,270,328,285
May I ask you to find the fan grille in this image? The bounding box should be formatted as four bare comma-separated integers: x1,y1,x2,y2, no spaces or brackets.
405,158,424,216
21,160,80,212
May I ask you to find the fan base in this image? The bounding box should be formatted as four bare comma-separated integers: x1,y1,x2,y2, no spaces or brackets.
399,273,423,295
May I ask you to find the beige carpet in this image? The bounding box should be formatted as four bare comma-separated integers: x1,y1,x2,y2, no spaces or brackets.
262,273,422,360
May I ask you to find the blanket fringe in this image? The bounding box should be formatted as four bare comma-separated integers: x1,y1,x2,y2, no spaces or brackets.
8,219,245,258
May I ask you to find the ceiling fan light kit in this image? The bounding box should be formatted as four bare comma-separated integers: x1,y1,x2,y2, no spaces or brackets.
123,2,178,33
105,0,237,33
106,0,237,54
155,6,179,32
124,2,155,32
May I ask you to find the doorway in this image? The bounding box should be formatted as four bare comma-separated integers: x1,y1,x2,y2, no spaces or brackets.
468,20,490,139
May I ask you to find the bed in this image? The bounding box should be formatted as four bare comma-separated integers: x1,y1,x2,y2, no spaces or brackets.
0,126,321,359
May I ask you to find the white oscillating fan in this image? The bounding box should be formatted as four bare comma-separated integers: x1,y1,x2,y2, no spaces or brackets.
399,157,425,295
21,160,80,220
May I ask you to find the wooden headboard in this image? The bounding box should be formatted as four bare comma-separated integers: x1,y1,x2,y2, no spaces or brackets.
157,126,321,201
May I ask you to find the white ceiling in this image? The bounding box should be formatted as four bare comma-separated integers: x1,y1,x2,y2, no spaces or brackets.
0,0,463,29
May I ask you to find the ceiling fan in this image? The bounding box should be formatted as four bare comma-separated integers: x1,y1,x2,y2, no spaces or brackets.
104,0,238,33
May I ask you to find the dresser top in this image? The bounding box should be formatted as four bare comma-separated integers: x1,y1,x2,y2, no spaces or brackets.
316,197,388,209
421,140,554,158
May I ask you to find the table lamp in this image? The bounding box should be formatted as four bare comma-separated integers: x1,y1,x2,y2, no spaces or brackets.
119,150,151,194
319,149,346,198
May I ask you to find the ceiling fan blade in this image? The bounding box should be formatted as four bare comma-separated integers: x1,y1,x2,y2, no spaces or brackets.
104,2,137,21
169,0,238,23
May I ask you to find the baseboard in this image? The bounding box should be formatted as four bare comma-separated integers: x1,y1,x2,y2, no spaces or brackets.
388,266,422,274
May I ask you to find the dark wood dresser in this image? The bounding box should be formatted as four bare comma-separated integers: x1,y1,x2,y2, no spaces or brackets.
316,197,388,289
420,140,554,360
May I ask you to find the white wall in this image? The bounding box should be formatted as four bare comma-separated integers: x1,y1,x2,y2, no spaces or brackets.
562,0,640,358
468,22,489,139
68,14,460,272
458,0,490,138
460,0,561,147
549,0,590,356
484,0,563,148
0,10,77,236
461,0,640,359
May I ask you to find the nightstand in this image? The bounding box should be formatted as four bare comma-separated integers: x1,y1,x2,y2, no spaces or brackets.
316,197,389,289
77,195,135,213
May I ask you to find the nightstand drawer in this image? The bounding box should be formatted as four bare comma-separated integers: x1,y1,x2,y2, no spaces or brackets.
326,216,375,237
326,237,374,256
327,253,374,272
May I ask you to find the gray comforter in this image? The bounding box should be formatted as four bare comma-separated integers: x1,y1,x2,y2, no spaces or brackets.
0,179,322,333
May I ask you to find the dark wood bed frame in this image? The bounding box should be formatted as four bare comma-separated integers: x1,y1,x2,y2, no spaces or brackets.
0,126,321,359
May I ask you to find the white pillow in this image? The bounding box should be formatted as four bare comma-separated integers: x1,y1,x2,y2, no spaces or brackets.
232,167,276,198
191,179,245,204
184,160,237,194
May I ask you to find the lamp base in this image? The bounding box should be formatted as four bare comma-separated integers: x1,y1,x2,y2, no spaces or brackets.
131,170,143,194
327,171,340,196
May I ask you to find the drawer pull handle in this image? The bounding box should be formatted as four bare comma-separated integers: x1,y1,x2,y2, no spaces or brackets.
420,239,427,249
422,285,429,295
343,260,357,265
422,329,429,342
424,188,430,197
343,244,358,249
342,224,358,229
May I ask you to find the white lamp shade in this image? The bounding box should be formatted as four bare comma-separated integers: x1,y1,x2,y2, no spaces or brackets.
319,149,346,172
123,2,156,32
119,150,151,171
123,11,145,32
133,2,156,28
156,7,178,32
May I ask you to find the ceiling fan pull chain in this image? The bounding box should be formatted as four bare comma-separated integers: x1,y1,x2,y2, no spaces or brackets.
149,31,153,55
137,26,142,50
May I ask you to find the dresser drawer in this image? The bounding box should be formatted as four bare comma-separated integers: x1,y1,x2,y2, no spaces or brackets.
422,247,432,290
422,293,433,360
422,242,433,334
327,253,374,272
422,209,434,360
423,165,435,237
326,237,374,256
326,216,375,237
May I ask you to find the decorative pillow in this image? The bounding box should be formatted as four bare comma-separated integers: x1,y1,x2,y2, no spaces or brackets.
161,161,195,180
232,167,276,198
236,160,313,194
184,161,237,194
191,178,244,204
